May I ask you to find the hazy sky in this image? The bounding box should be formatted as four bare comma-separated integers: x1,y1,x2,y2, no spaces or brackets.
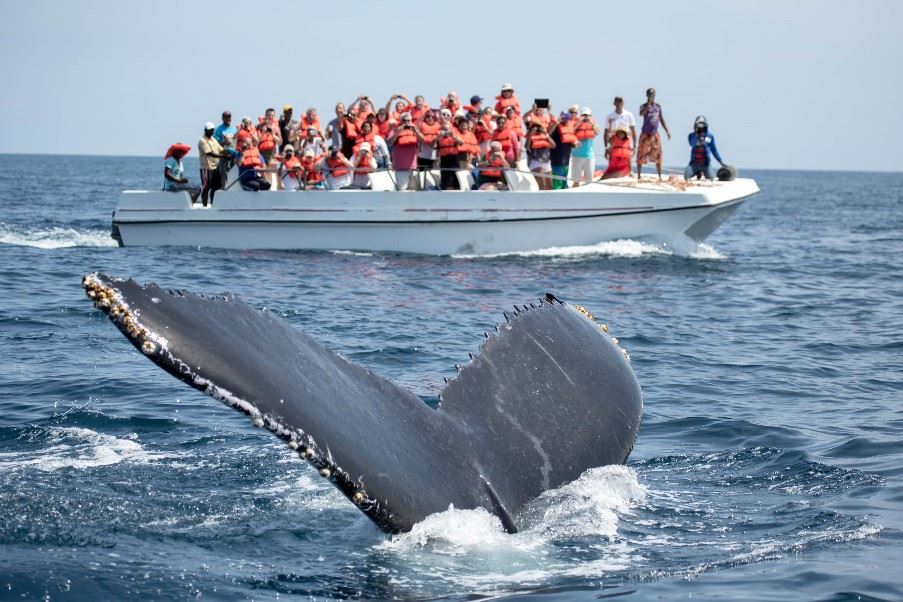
1,0,900,171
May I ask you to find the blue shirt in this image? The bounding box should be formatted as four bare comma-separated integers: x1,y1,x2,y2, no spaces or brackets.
163,157,183,191
688,131,722,165
571,138,595,159
214,123,238,144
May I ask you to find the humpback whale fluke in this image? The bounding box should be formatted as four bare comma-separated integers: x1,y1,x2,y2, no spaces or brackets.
82,273,643,533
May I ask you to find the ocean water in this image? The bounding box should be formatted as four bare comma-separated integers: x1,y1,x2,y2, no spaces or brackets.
0,154,901,601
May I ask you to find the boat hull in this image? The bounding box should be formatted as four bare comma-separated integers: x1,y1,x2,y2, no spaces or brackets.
112,178,759,255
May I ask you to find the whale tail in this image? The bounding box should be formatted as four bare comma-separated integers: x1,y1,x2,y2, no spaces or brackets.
83,274,642,533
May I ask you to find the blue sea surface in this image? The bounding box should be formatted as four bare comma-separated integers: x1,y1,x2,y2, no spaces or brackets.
0,154,901,601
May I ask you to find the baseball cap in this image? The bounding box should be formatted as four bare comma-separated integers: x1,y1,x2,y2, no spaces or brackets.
470,95,483,105
204,122,215,130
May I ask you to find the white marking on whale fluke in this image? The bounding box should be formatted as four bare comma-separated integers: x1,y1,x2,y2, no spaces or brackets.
494,395,552,491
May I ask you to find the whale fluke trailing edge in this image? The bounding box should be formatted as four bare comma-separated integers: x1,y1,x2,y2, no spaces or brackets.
82,273,642,533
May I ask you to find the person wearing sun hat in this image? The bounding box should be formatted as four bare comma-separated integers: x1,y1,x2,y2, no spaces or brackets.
162,143,199,200
494,83,521,116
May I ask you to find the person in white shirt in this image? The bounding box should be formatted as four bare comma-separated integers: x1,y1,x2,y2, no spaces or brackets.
604,96,636,149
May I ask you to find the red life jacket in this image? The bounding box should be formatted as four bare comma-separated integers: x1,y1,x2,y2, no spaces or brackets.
437,131,459,157
394,125,418,146
473,120,492,143
528,132,552,149
354,153,372,175
342,119,358,142
575,120,597,140
526,112,551,130
236,128,256,147
301,157,323,184
459,131,479,156
419,120,440,145
610,136,633,160
376,118,392,139
353,131,376,155
491,129,514,156
558,122,578,145
506,118,524,138
327,154,350,178
300,115,320,132
282,155,302,177
495,94,521,116
258,131,277,152
240,147,263,168
482,156,506,178
692,139,709,165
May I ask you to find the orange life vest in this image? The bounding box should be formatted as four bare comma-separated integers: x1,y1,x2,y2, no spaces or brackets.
418,121,440,145
327,154,350,178
405,103,429,122
282,155,302,177
300,115,321,132
258,131,276,152
558,122,578,145
473,120,492,143
491,129,514,156
610,136,633,160
575,120,597,140
300,157,323,184
236,127,257,147
495,94,521,116
526,112,551,130
482,156,506,179
528,132,552,149
354,153,372,175
240,147,263,168
342,119,358,142
437,131,460,157
506,118,524,138
458,131,479,156
353,131,376,155
376,118,392,139
394,125,418,146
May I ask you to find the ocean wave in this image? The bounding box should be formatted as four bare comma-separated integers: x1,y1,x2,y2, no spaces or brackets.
453,237,724,260
0,223,117,248
0,426,178,472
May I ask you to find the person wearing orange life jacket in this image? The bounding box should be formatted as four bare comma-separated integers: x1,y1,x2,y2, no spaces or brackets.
434,119,465,190
602,125,634,179
476,141,510,190
278,145,303,191
237,140,272,191
440,91,461,116
298,149,326,190
299,126,326,158
374,107,394,140
455,117,480,171
570,107,600,186
549,112,579,189
494,83,521,117
393,93,430,123
257,125,278,166
416,110,441,171
491,115,520,165
503,105,525,150
324,149,354,190
300,108,322,137
350,142,377,189
526,122,557,190
235,117,260,151
523,101,552,131
353,121,391,169
473,109,495,157
387,112,424,190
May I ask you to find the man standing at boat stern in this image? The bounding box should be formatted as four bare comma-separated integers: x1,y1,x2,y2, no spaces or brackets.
199,123,224,207
637,88,671,180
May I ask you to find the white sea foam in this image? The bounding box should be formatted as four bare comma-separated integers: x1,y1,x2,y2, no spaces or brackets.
373,465,644,591
0,224,117,248
0,427,177,471
454,239,670,259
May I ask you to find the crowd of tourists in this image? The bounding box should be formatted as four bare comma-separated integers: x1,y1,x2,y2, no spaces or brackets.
162,84,727,205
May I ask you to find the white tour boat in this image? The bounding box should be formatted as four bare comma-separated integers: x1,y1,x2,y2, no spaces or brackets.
112,169,758,255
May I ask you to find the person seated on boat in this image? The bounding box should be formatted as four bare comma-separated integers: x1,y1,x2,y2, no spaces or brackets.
324,148,354,190
237,139,272,191
684,116,724,180
495,83,521,117
435,119,465,190
492,114,519,166
299,126,326,158
387,112,422,191
350,142,377,189
163,144,200,201
278,145,303,191
299,149,326,190
571,107,600,186
602,125,633,179
214,111,237,144
526,122,556,190
476,141,510,190
549,111,578,189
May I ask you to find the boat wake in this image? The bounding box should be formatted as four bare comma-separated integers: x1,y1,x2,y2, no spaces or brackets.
454,237,725,260
0,223,117,249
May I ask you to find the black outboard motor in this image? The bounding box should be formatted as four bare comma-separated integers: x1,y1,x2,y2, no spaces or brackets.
717,165,737,181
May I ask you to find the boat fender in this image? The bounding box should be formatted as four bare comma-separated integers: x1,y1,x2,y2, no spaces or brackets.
717,165,737,181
